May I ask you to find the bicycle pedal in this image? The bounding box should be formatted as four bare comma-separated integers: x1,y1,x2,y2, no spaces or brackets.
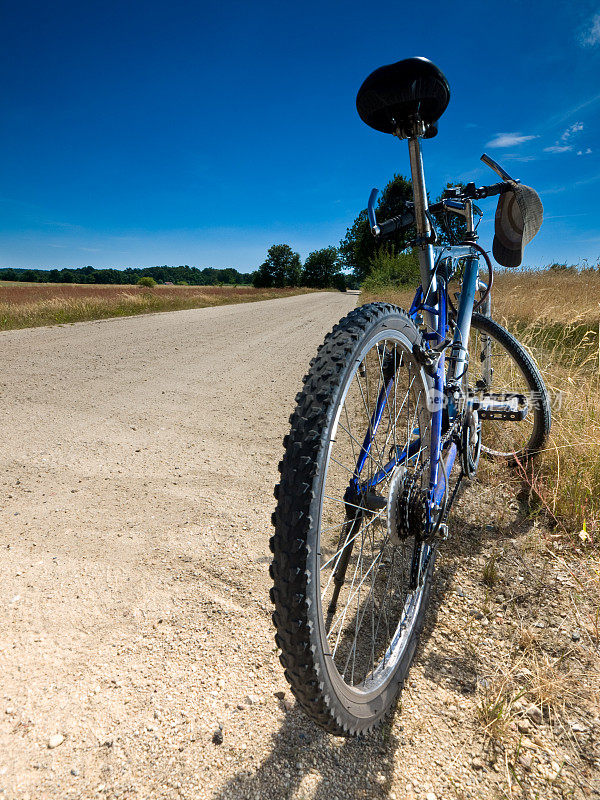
438,523,449,540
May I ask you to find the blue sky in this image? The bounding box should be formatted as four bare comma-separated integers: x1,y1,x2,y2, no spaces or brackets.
1,0,599,272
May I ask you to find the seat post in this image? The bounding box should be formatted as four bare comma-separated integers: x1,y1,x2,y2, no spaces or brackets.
407,136,436,329
407,136,430,239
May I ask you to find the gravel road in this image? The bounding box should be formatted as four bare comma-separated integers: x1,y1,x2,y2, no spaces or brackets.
2,292,595,800
0,292,357,799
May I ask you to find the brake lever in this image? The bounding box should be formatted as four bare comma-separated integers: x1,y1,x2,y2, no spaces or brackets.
367,188,380,235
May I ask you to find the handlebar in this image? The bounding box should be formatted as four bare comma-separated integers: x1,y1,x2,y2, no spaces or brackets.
367,187,415,237
367,152,518,239
376,210,415,236
435,180,512,207
474,181,511,198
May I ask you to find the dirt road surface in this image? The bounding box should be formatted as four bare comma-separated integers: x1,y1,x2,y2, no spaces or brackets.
1,293,597,800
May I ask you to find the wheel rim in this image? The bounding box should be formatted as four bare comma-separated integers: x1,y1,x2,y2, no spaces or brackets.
313,327,433,698
468,322,537,459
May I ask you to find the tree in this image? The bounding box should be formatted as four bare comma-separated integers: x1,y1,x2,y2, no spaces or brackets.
300,246,342,289
339,174,414,282
137,276,157,287
253,244,302,288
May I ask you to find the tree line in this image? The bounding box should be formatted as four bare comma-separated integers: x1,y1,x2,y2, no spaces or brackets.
0,265,254,286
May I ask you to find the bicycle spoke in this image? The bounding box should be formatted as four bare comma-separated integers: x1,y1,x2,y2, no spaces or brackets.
315,323,434,694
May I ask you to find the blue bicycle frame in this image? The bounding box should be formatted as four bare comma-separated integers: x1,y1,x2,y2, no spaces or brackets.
353,136,483,536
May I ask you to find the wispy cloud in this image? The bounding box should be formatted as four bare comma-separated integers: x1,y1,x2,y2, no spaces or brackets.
561,121,584,141
580,12,600,46
544,213,592,219
577,147,593,155
575,172,600,187
543,93,600,130
485,132,538,148
502,153,537,162
544,121,585,154
544,144,572,153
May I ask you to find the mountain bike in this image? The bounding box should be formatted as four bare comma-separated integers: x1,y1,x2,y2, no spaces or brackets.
269,57,550,736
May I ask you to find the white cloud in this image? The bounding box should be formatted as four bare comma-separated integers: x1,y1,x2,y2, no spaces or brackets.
544,144,572,153
502,154,537,162
485,132,538,148
545,122,585,154
577,148,593,155
580,12,600,46
561,121,584,141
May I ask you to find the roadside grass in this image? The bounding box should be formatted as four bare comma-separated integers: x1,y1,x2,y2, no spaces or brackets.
360,267,600,540
0,282,315,331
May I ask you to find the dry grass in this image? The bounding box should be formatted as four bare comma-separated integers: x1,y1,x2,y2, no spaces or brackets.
489,270,600,542
0,282,315,331
459,526,600,796
361,267,600,539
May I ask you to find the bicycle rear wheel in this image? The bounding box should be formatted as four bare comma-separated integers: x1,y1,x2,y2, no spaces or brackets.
467,313,550,461
270,303,434,735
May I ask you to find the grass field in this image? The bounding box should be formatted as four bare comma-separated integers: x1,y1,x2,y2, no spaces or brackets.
361,267,600,540
0,282,314,331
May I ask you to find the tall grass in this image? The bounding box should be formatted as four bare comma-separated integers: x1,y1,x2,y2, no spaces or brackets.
492,269,600,539
0,283,313,331
361,267,600,539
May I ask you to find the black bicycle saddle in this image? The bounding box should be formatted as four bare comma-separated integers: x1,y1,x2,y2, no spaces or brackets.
356,57,450,136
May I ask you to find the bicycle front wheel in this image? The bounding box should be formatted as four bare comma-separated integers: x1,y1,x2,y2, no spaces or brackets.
270,303,434,736
468,313,551,461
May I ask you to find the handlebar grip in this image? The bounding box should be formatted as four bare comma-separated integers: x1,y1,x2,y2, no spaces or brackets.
375,210,414,237
479,181,511,198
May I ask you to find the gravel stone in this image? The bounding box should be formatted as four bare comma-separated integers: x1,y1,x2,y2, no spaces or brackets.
526,704,543,724
47,734,64,749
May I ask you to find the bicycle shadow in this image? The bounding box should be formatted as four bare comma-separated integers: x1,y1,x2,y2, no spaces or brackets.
213,702,404,800
213,482,532,800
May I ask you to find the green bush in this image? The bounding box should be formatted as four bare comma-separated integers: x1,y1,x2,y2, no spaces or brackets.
137,276,157,288
361,248,421,291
